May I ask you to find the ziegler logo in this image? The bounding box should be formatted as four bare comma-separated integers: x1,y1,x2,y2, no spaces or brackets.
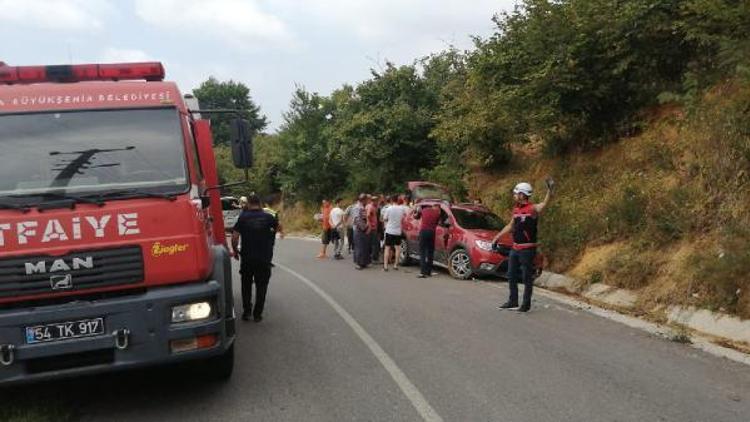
151,242,189,258
25,256,94,275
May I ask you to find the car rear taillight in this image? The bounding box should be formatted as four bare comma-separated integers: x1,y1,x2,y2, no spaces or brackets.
0,62,165,84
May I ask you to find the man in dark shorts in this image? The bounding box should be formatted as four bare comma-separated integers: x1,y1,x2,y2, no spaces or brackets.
382,195,408,271
231,194,278,322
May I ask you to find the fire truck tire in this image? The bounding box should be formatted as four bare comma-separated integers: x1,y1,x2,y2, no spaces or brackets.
204,343,235,381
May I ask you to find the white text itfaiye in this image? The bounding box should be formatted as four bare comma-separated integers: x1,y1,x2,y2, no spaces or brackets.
0,213,139,247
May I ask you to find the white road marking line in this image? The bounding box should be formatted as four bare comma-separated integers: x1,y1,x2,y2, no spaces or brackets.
278,263,444,422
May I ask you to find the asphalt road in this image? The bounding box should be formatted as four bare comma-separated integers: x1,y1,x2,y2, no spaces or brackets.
5,238,750,422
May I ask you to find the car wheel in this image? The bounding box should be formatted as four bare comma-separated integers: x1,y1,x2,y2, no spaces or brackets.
448,248,473,280
399,239,414,266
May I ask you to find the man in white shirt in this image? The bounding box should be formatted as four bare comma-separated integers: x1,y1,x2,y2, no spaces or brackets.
329,198,346,259
382,195,409,271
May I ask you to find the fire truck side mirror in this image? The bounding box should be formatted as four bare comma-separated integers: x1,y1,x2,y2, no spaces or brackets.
230,118,253,169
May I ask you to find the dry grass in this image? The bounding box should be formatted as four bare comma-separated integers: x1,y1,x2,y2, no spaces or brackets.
280,201,321,236
471,82,750,319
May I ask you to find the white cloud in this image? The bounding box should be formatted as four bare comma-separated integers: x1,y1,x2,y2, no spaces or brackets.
288,0,513,45
0,0,111,31
100,48,153,63
134,0,293,48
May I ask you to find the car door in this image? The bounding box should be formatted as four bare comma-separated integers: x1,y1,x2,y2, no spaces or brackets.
403,206,420,257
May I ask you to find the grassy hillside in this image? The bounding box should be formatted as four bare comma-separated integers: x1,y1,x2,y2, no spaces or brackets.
472,83,750,319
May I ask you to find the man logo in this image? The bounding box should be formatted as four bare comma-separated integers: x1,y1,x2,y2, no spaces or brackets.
50,274,73,290
25,256,93,275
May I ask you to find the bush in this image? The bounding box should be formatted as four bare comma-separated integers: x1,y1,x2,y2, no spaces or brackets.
280,202,321,235
604,245,662,290
690,226,750,318
605,185,646,236
648,186,696,243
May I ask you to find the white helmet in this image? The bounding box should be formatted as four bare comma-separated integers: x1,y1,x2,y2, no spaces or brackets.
513,182,533,197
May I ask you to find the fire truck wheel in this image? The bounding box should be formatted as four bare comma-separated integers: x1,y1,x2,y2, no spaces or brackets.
204,343,235,381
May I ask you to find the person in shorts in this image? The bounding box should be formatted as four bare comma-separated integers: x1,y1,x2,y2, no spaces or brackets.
382,195,409,271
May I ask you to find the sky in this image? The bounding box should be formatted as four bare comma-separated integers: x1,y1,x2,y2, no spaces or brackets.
0,0,517,131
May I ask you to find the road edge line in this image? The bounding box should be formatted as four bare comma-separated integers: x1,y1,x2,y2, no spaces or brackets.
278,263,444,422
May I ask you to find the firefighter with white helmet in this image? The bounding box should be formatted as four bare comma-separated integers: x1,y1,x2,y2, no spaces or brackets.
492,178,555,312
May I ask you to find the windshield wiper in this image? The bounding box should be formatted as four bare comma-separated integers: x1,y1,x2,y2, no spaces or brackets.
98,189,178,201
6,192,105,211
14,192,106,209
0,202,31,213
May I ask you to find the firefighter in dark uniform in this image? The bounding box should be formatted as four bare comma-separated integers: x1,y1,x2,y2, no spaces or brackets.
492,179,554,312
231,194,278,322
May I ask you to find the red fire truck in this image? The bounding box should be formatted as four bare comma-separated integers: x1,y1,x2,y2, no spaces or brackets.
0,61,246,384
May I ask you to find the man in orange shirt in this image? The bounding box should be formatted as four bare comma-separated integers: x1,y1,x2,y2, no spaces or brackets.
317,199,333,259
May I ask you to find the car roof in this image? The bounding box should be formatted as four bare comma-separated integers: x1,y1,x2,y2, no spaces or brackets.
414,200,495,215
451,203,492,212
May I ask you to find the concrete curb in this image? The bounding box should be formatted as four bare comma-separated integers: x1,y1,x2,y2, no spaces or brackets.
534,271,750,353
667,306,750,344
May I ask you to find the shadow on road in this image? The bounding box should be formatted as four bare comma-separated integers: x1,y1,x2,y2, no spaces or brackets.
0,363,230,421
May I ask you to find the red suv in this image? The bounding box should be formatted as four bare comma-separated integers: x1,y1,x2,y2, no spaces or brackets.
399,200,544,280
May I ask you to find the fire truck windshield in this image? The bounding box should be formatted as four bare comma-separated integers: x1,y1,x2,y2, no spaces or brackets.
0,108,188,200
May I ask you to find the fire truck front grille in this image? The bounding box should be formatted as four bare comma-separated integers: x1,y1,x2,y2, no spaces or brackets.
0,246,144,298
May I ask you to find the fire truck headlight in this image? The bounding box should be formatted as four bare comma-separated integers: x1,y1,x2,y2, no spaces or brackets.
171,301,213,323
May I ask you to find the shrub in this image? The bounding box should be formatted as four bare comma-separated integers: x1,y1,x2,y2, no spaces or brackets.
605,185,646,235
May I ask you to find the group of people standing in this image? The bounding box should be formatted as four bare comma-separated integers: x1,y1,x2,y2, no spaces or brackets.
316,194,447,279
317,194,413,272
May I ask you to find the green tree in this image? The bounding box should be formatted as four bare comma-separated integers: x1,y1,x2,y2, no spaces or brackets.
277,87,347,202
193,77,268,146
214,133,283,198
677,0,750,94
330,63,440,193
435,0,693,158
